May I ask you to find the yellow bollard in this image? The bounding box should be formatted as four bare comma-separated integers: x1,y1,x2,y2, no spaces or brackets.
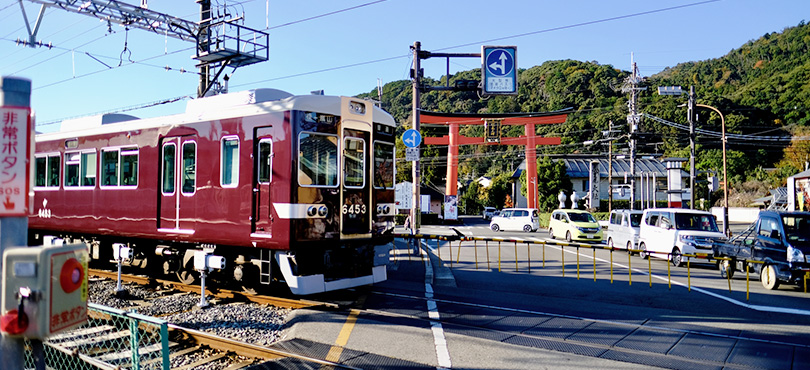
667,258,671,290
726,259,732,293
805,271,809,294
437,238,442,260
610,249,614,284
486,241,491,270
561,244,565,277
628,250,632,286
576,246,580,280
648,253,652,288
593,247,597,282
498,240,501,272
448,239,453,268
474,240,479,270
515,241,519,272
746,265,750,301
542,243,546,268
456,240,462,264
687,259,691,292
527,242,531,273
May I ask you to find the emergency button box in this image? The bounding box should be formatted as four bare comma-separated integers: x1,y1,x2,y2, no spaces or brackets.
1,244,89,339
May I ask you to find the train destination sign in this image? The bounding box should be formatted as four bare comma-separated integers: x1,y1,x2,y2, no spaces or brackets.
0,106,31,217
482,46,517,96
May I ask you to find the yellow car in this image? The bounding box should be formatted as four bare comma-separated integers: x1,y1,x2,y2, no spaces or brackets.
548,209,603,242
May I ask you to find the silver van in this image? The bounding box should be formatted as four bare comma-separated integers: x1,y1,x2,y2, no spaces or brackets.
606,209,643,252
638,208,726,266
490,208,540,232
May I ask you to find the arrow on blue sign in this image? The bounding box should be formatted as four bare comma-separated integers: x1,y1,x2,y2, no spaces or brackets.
403,129,422,148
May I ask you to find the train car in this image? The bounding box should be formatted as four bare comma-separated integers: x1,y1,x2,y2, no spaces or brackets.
29,88,397,295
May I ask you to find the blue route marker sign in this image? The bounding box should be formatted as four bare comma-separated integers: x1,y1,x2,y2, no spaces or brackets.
482,46,517,96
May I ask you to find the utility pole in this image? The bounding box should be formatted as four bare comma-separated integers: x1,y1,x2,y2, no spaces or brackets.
687,85,696,209
608,120,613,213
197,0,211,97
623,55,645,210
411,41,422,233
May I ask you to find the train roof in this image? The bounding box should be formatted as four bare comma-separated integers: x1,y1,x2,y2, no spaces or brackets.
39,89,395,141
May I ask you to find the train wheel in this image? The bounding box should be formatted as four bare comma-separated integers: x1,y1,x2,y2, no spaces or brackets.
176,258,198,285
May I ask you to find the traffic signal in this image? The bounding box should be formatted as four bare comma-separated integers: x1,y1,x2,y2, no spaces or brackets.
453,79,480,91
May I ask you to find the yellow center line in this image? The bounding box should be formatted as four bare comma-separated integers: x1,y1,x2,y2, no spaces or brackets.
325,296,365,364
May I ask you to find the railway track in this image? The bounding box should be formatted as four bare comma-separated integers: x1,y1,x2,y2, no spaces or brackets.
38,269,353,369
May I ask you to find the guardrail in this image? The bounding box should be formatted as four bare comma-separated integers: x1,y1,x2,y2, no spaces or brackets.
393,233,809,299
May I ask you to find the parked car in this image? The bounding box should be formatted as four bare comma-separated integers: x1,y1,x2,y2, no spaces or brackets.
606,209,643,252
713,211,810,290
638,208,726,266
482,207,498,220
490,208,540,232
548,209,603,242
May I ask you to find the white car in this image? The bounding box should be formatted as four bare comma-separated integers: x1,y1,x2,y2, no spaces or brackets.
638,208,726,266
606,209,643,252
482,207,498,220
490,208,540,232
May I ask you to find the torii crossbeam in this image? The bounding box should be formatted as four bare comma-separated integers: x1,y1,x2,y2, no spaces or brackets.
421,110,568,209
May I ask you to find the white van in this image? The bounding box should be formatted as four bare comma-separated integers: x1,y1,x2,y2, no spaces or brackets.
606,209,643,251
638,208,726,266
490,208,540,232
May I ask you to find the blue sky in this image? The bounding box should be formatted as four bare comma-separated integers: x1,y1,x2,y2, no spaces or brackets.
1,0,807,132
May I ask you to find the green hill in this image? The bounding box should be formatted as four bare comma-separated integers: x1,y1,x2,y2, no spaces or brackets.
359,21,810,201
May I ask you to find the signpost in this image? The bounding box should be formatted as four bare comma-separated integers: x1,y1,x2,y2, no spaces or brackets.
482,46,517,96
403,129,421,162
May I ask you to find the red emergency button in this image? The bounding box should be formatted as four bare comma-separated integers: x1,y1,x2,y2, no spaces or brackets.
0,309,29,335
60,257,84,293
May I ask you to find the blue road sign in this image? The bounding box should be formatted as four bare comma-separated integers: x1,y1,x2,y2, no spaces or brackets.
403,129,422,148
482,46,517,95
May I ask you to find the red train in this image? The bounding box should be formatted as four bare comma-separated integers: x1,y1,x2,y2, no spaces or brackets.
28,89,397,295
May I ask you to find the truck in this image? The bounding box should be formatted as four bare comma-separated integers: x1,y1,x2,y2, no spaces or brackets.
712,211,810,290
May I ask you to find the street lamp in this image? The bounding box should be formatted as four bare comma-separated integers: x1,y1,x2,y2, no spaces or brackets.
696,103,729,237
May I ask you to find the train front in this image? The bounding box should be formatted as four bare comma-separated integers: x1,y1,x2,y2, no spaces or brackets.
277,96,396,294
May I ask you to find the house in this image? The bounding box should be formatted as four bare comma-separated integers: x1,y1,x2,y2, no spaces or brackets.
395,181,443,214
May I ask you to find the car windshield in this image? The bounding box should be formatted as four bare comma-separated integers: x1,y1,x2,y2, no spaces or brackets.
782,215,810,243
674,213,719,232
568,212,596,223
629,213,642,227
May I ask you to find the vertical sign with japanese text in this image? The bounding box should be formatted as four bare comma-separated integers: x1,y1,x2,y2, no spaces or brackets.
0,107,32,216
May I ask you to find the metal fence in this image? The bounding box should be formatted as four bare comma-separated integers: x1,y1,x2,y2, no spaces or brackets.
395,233,809,299
24,303,170,370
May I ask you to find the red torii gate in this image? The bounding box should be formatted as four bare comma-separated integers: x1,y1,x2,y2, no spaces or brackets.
421,111,567,209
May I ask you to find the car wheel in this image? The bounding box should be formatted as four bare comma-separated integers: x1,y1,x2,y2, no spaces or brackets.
760,264,780,290
523,225,532,232
719,259,735,279
626,241,634,255
671,248,683,267
491,224,500,232
548,228,555,239
639,242,648,259
607,237,614,250
565,231,572,242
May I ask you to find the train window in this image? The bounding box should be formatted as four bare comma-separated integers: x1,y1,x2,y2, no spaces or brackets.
298,132,338,187
64,151,95,188
34,154,60,188
343,137,365,188
81,152,96,187
100,147,139,188
162,143,176,194
221,137,239,187
257,139,273,184
182,142,196,194
101,150,119,186
121,148,138,186
373,142,394,189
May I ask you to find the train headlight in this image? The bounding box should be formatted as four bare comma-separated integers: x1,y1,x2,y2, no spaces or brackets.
307,206,317,217
318,205,328,217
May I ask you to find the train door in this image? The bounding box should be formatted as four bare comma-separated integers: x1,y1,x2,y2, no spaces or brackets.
251,127,274,237
158,136,197,234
